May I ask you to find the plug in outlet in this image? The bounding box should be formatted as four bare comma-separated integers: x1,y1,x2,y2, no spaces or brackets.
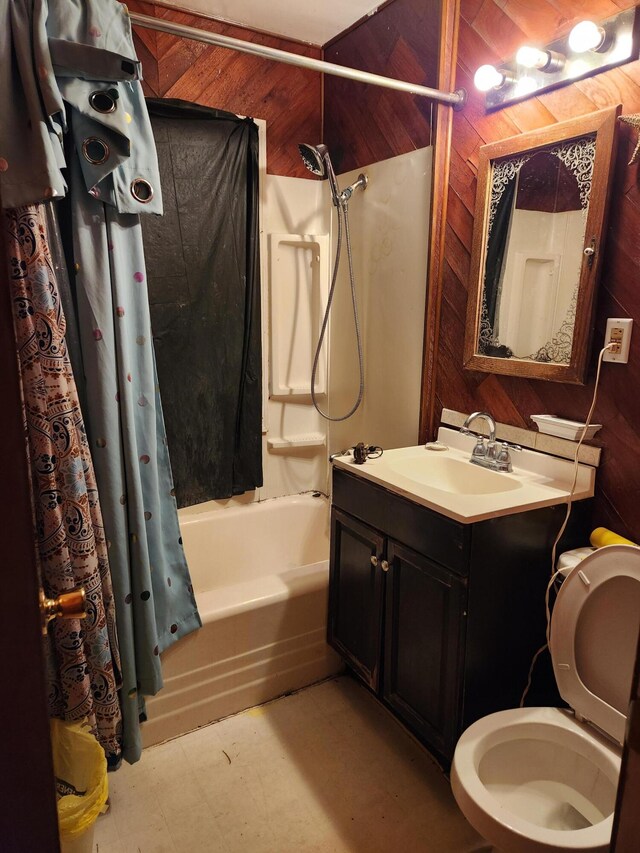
603,318,633,363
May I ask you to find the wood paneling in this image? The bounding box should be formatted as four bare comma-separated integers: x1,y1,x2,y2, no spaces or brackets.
128,1,322,177
426,0,640,543
324,0,440,174
422,0,463,443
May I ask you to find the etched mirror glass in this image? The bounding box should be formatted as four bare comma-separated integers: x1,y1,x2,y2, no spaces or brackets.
477,134,596,365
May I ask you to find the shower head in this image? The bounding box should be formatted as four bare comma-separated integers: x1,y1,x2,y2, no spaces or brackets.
298,142,341,206
298,143,329,176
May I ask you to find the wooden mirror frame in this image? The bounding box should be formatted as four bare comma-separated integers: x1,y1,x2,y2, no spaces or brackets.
463,105,620,384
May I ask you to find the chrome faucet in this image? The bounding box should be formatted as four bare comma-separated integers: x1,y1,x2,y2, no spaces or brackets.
461,411,497,442
460,411,521,472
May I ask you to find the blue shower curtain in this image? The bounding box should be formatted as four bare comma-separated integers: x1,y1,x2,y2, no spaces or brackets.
1,0,201,763
66,150,201,763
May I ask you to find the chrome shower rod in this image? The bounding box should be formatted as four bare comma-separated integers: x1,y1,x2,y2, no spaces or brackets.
129,12,466,107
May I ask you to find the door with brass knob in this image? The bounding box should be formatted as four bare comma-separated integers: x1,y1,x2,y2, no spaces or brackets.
1,260,61,851
39,587,88,636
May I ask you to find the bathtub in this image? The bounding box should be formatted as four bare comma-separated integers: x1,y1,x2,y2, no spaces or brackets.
142,493,342,747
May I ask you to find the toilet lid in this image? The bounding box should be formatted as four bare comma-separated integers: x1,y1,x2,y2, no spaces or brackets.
550,544,640,745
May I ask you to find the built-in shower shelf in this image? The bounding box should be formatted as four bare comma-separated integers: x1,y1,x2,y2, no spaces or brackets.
269,233,330,399
267,433,326,450
273,387,313,396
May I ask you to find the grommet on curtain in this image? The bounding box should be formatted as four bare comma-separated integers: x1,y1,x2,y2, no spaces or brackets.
89,90,118,114
82,137,110,165
130,178,154,203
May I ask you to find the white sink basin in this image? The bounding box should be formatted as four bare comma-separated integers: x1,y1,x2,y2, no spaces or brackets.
386,454,522,495
332,427,596,523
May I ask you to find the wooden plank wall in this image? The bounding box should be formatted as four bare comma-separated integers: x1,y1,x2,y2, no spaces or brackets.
432,0,640,542
128,1,322,177
323,0,440,174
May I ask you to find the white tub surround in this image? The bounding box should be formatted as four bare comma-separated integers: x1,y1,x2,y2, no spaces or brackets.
260,173,331,501
328,147,432,456
142,495,341,747
332,427,595,524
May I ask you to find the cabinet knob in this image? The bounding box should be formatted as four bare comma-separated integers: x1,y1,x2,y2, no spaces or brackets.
370,555,378,567
583,238,596,268
381,560,390,572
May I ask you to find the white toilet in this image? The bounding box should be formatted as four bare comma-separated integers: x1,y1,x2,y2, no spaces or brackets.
451,544,640,853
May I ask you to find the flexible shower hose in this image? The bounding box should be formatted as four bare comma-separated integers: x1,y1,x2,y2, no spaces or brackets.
310,198,364,421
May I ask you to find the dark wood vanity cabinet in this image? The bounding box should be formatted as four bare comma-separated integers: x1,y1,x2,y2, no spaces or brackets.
329,467,590,764
383,542,465,759
329,510,385,690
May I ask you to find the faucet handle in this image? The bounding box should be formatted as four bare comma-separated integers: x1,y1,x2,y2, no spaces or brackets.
500,441,522,453
471,435,487,458
496,441,522,471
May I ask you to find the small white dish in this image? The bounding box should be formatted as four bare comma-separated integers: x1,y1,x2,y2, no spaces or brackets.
531,414,602,441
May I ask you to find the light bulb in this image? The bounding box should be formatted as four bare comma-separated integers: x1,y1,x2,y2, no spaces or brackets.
516,46,550,69
568,20,606,53
474,64,505,92
567,58,590,79
514,75,538,97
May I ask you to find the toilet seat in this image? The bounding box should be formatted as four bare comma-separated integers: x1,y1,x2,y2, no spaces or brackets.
550,544,640,745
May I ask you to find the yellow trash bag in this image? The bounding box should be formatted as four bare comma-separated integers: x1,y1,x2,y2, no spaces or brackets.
50,719,109,849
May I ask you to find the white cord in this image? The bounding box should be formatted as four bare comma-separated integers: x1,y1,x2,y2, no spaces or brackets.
519,343,614,707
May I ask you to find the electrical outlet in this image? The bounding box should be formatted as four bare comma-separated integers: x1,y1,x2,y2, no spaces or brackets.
603,317,633,363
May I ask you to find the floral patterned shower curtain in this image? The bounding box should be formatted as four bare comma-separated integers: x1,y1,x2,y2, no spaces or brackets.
3,204,122,764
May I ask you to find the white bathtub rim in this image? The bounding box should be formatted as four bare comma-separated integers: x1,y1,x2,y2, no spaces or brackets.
192,559,329,626
178,491,329,523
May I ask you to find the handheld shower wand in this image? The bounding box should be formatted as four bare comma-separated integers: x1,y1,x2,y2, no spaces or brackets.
298,143,368,207
298,143,368,422
298,143,341,206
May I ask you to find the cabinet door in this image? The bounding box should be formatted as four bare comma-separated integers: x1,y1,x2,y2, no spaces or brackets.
328,509,385,690
383,541,466,759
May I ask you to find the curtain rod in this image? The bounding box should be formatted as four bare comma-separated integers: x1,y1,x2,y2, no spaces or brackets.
129,12,466,107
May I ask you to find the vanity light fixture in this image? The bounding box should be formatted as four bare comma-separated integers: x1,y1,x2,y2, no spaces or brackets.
474,6,638,110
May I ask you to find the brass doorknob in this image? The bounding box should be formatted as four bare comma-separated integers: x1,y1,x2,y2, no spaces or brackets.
40,587,87,636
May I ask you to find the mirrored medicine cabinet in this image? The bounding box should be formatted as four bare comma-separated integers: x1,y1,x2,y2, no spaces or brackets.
463,105,620,384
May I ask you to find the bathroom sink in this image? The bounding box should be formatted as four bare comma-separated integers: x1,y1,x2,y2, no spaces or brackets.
386,454,522,495
331,427,596,523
